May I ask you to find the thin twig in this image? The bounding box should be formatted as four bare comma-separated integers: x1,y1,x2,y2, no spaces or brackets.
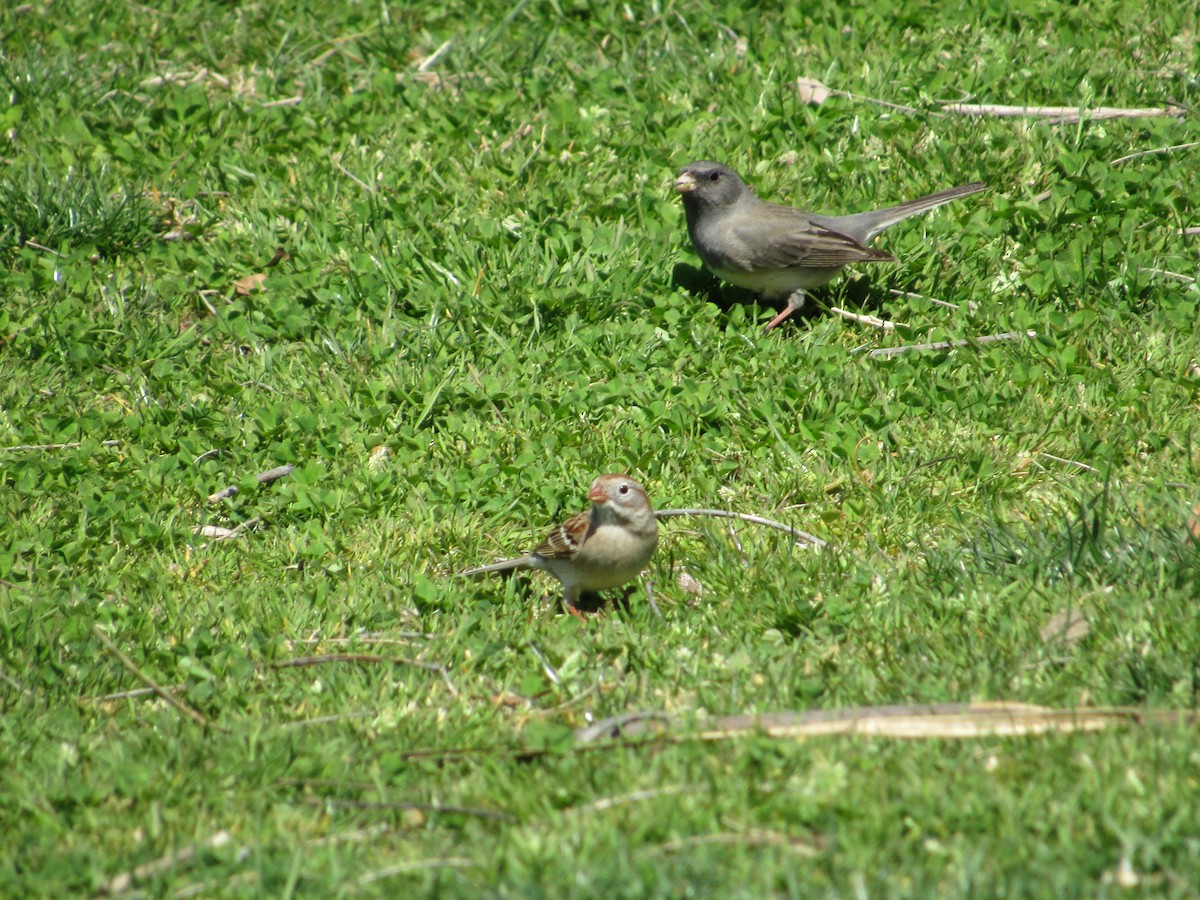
943,103,1184,123
799,81,941,117
260,95,303,108
98,830,236,895
1110,140,1200,166
359,858,479,885
829,307,898,330
1180,226,1200,237
89,685,181,703
207,463,294,502
564,784,702,816
269,654,458,696
528,644,560,686
91,625,219,731
22,240,62,255
866,329,1037,358
1,439,119,452
416,39,453,72
639,830,820,857
271,653,435,672
333,158,375,193
889,288,959,310
655,508,826,548
279,711,374,728
171,870,258,899
282,633,435,649
1037,453,1099,473
1138,267,1195,283
299,796,513,821
642,575,663,620
0,666,30,696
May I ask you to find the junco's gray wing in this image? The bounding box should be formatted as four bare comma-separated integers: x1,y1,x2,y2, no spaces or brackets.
720,203,895,272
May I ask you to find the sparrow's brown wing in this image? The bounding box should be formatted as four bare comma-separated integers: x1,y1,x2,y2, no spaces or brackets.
532,509,595,559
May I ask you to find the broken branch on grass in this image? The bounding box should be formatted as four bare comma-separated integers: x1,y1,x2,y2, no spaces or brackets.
299,796,513,822
829,307,899,330
639,829,820,857
866,329,1037,358
269,653,458,695
1110,140,1200,166
207,463,294,502
270,652,436,671
1037,453,1099,473
942,103,1184,123
282,632,435,649
793,77,939,116
359,859,479,885
1,439,119,452
564,784,703,816
416,38,453,72
91,625,221,731
193,517,262,541
1138,267,1195,283
333,156,375,193
89,685,183,703
98,829,240,895
889,288,961,311
655,508,827,548
575,701,1194,744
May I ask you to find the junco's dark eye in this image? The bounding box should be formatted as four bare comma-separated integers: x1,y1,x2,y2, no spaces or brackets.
709,172,721,182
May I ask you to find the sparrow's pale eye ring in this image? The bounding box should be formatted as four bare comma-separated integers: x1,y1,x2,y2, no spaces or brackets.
619,483,630,494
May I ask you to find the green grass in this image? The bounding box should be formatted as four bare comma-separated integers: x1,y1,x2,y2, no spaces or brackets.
3,0,1200,895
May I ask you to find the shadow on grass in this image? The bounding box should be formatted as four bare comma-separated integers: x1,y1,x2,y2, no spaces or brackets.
671,262,888,329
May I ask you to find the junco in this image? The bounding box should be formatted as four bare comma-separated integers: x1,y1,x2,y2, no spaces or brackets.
460,473,659,616
674,160,986,331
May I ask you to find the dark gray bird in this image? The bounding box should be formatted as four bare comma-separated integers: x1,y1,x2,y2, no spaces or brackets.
674,161,986,332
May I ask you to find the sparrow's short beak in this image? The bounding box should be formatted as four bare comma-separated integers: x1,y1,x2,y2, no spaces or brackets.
674,172,698,194
588,485,609,504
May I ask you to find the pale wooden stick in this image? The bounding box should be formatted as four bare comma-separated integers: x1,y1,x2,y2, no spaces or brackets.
1037,452,1099,473
99,830,237,895
208,464,294,503
1,439,119,452
1110,140,1200,166
828,307,898,330
1138,267,1195,283
655,508,827,548
867,329,1037,358
943,103,1183,123
91,625,218,731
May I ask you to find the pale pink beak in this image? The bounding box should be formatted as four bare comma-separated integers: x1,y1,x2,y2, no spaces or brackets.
674,172,698,193
588,484,609,503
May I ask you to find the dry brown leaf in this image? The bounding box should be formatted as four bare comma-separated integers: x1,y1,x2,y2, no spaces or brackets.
1039,607,1091,649
233,272,267,295
677,569,704,597
795,77,831,106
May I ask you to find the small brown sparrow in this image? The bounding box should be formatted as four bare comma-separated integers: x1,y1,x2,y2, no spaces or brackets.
460,473,659,615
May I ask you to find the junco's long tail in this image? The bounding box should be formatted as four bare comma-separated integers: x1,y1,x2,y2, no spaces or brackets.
823,181,988,244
